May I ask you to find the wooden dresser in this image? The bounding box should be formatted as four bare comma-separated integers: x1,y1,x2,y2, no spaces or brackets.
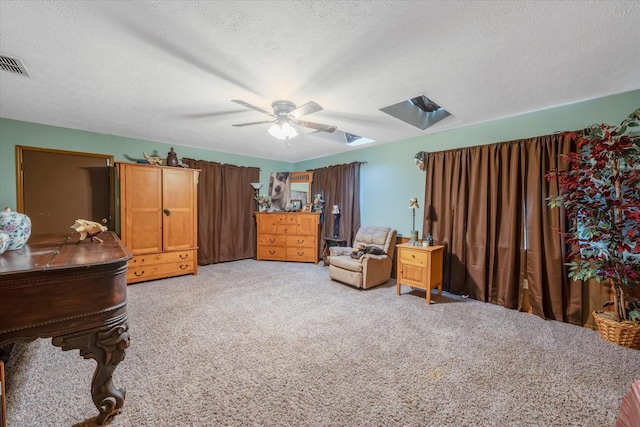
116,162,199,284
255,212,320,263
396,243,445,304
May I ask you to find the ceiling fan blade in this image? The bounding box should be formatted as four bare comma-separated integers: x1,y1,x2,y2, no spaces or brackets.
231,100,275,117
232,120,274,127
295,120,337,133
289,101,323,119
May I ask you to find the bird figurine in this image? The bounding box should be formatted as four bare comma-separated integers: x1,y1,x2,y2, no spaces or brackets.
143,151,165,166
71,219,108,243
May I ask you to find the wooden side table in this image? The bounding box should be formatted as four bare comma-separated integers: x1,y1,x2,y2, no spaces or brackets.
322,237,348,266
396,243,445,304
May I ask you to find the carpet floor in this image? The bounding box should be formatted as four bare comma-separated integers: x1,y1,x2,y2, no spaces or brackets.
4,259,640,426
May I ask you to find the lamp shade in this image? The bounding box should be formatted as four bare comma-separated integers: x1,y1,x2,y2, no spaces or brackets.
409,197,419,209
331,205,340,214
250,182,263,190
268,121,298,140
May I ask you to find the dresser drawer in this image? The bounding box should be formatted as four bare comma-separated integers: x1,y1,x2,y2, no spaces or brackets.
127,260,196,283
286,247,316,262
129,250,196,267
276,225,296,235
259,234,287,246
258,245,287,260
286,235,315,248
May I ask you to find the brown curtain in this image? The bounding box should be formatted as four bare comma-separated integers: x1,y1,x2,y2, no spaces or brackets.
523,134,579,323
311,162,361,246
423,134,578,322
424,142,522,307
183,158,259,265
423,149,469,296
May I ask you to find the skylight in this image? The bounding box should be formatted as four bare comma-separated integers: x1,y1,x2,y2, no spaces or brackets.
379,95,450,130
311,129,374,146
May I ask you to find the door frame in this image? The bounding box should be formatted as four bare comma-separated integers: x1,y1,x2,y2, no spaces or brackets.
15,145,115,232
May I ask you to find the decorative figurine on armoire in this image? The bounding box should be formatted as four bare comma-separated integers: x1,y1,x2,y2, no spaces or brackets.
166,147,179,167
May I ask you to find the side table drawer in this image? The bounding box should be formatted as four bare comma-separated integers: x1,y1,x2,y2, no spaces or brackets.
399,248,429,266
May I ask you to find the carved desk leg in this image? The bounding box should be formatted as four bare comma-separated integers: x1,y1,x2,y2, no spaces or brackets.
52,318,130,425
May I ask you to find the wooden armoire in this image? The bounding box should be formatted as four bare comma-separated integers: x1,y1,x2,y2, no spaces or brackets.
115,162,199,284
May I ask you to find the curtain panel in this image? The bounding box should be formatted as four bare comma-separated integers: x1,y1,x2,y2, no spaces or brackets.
311,162,361,246
183,158,259,265
423,134,578,323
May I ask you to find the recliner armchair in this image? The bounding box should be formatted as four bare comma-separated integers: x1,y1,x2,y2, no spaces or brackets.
328,226,397,289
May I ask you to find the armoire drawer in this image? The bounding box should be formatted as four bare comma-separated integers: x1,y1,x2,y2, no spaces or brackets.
128,250,196,268
127,260,196,283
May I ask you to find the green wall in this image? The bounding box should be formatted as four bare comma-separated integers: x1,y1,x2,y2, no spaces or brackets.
1,89,638,238
296,89,640,237
0,120,291,211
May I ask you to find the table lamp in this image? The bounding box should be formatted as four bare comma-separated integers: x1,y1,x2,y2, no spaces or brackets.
250,183,263,211
332,205,340,238
409,197,419,244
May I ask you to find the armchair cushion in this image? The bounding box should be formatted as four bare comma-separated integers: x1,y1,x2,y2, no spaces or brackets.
349,245,385,259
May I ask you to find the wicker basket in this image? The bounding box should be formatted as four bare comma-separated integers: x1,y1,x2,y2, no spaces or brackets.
593,311,640,350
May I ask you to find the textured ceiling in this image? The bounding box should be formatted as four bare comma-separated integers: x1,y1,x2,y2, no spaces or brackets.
1,1,639,162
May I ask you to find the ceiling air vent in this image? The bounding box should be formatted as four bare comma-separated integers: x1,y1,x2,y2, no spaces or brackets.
0,54,30,77
380,95,450,130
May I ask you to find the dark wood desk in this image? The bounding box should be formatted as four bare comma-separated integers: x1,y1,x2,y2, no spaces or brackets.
0,232,132,424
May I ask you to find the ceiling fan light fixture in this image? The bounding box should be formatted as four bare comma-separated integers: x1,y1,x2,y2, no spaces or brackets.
268,121,298,140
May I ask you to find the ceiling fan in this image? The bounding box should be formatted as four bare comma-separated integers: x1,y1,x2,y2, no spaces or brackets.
231,99,337,139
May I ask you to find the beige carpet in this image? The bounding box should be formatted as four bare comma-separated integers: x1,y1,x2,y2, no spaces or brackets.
4,259,640,426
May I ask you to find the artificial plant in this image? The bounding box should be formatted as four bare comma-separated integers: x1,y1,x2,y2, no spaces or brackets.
547,108,640,324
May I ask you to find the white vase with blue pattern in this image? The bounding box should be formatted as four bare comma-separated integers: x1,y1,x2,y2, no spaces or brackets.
0,230,10,254
0,207,32,250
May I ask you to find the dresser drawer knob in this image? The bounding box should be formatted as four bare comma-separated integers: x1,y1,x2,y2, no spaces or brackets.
180,253,189,259
269,238,276,243
180,264,189,270
134,270,145,277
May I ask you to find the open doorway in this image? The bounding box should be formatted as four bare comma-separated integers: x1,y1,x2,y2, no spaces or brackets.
16,146,114,236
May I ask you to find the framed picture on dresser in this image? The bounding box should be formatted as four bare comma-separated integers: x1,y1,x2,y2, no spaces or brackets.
291,199,302,212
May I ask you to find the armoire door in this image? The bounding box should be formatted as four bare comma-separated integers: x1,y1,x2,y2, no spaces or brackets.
121,165,162,254
17,146,113,235
162,168,196,251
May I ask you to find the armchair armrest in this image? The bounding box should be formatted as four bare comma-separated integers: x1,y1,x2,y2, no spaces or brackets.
329,246,353,257
360,254,392,289
358,253,389,262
